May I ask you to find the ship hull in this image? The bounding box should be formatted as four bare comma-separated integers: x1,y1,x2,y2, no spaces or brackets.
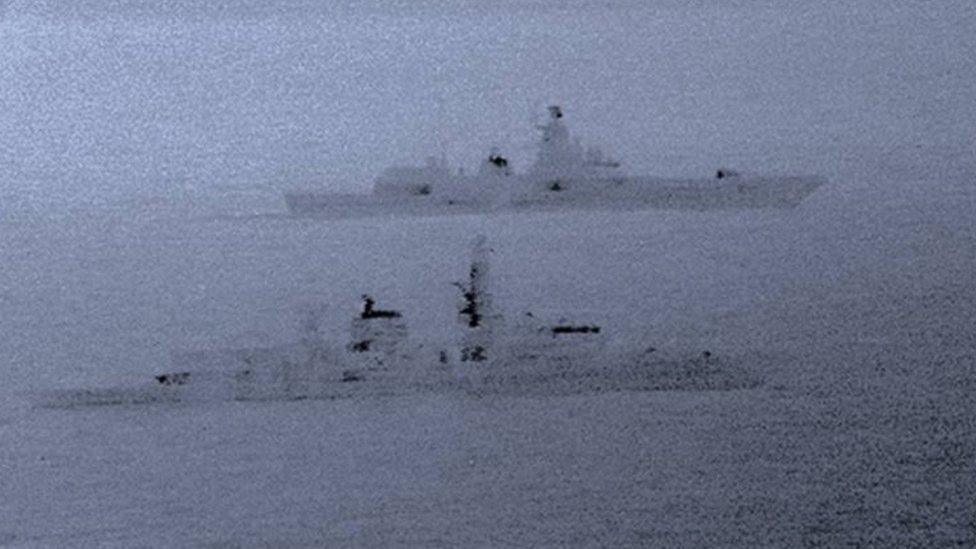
284,175,824,218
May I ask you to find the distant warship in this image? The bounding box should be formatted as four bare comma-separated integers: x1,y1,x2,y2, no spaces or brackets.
284,106,824,218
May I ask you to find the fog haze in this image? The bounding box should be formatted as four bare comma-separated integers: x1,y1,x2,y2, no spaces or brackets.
4,1,973,211
1,1,974,546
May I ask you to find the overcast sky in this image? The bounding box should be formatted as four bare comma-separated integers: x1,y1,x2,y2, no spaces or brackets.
2,1,974,209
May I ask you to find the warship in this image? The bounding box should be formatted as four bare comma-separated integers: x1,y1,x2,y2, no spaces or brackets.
36,237,761,409
284,106,824,218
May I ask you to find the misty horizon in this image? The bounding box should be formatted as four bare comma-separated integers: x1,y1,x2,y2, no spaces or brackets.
3,1,973,214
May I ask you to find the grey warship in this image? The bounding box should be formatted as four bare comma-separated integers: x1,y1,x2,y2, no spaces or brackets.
284,106,824,218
